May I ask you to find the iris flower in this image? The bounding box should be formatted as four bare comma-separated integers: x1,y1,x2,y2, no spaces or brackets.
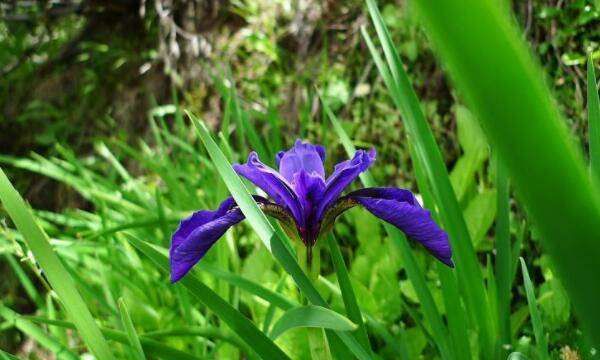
170,140,453,282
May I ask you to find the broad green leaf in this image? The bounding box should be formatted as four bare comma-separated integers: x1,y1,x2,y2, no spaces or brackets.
464,189,497,248
0,168,115,360
269,306,357,340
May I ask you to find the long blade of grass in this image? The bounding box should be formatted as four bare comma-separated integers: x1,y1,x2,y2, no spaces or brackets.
495,157,512,349
588,55,600,180
25,316,206,360
412,0,600,346
189,112,373,360
325,233,371,353
125,234,290,360
0,305,79,360
117,298,146,360
0,169,115,360
323,97,452,358
0,350,20,360
269,305,357,340
519,258,549,359
363,1,495,354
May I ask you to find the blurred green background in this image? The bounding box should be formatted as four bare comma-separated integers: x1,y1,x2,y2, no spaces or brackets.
0,0,598,358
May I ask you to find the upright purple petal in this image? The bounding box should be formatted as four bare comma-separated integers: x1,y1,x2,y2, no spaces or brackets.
292,170,326,244
316,148,376,219
170,198,244,283
233,152,303,224
348,187,453,267
276,139,326,182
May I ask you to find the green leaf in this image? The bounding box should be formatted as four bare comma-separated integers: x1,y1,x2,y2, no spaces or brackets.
413,0,600,346
0,168,115,360
118,298,146,360
494,158,512,347
326,233,371,353
269,306,357,340
463,189,497,248
588,55,600,181
25,316,206,360
125,234,290,360
322,93,452,359
0,305,79,360
520,258,549,359
363,0,495,354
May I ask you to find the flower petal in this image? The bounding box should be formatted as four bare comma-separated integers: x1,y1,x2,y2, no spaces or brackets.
292,170,326,244
170,196,294,282
316,148,376,219
276,139,326,182
348,187,453,267
170,198,243,283
233,152,303,223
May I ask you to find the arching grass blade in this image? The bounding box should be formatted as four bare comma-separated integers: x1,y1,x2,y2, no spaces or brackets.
412,0,600,346
0,169,115,360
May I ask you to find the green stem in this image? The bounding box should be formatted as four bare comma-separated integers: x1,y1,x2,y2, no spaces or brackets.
298,242,331,360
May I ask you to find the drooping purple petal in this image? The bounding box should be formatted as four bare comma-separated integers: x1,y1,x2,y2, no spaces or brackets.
316,148,376,220
233,152,303,224
276,139,326,182
170,197,243,283
347,187,453,267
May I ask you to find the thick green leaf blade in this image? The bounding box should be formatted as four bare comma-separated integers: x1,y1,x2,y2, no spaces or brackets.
125,234,290,360
117,298,146,360
519,258,549,359
0,168,115,360
269,305,357,340
412,0,600,345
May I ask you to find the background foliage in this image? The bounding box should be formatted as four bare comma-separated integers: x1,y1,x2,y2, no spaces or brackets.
0,0,599,358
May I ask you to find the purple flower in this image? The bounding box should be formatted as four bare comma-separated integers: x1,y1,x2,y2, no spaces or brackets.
170,140,453,282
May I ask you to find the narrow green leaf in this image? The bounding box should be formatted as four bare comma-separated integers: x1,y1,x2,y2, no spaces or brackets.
495,157,512,349
413,0,600,346
0,305,79,360
0,168,115,360
25,316,205,360
588,55,600,181
125,234,290,360
519,258,549,359
323,94,452,359
269,305,357,340
118,298,146,360
0,349,20,360
326,233,371,352
363,1,495,353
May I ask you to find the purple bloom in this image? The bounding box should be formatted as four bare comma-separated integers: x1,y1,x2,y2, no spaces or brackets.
170,140,453,282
